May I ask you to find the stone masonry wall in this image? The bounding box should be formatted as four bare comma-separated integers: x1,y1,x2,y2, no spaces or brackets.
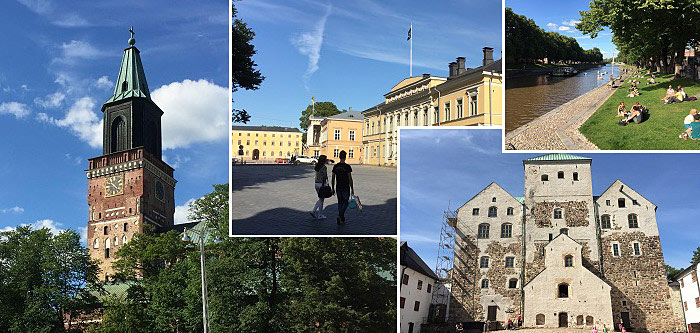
601,232,683,332
531,201,589,228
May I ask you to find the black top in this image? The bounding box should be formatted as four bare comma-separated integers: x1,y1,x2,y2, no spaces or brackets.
332,162,352,189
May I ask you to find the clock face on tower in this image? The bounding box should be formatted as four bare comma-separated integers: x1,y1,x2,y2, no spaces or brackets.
105,174,124,197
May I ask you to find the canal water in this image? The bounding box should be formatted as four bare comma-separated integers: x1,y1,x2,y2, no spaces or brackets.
505,64,620,132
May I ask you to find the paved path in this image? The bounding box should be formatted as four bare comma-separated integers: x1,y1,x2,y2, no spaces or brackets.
492,329,590,333
232,164,397,235
506,74,629,150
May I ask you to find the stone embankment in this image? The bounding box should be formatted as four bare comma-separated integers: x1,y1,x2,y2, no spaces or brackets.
506,73,629,150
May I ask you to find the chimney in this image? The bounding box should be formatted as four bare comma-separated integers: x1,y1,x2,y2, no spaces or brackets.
422,73,430,79
448,62,457,77
483,47,494,66
456,57,466,75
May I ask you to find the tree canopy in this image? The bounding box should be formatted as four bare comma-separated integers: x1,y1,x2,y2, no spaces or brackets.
506,7,603,66
0,226,101,332
298,101,342,131
232,0,264,124
577,0,700,74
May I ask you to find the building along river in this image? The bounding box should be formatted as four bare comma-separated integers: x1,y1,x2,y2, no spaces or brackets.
505,63,620,132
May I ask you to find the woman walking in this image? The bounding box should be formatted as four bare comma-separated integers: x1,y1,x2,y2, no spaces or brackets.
311,155,329,219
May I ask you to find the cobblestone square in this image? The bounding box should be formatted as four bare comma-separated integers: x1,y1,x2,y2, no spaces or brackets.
232,164,397,235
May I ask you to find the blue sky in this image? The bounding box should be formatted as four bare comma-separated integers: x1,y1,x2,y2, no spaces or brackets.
234,0,502,128
400,129,700,271
0,1,229,243
507,0,619,58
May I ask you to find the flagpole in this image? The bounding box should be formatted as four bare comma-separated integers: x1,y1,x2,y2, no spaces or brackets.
409,22,413,77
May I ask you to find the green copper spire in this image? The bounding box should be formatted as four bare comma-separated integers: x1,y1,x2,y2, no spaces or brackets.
104,27,151,105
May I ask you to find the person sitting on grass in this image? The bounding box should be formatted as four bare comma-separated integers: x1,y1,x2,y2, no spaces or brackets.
681,109,697,138
685,114,700,140
678,85,687,100
662,85,675,101
622,103,643,124
616,102,627,117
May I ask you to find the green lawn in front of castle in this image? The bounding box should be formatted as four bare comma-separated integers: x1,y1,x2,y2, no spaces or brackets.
579,72,700,150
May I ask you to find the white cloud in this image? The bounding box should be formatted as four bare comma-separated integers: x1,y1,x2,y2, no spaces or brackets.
95,76,113,90
291,4,332,85
1,206,24,214
174,198,196,225
38,97,103,148
64,152,82,165
400,233,438,244
60,40,103,59
16,0,53,15
558,26,572,32
78,226,87,244
562,20,581,27
546,23,558,30
163,154,190,169
152,79,229,149
52,13,90,27
34,92,66,109
1,219,64,235
0,102,31,118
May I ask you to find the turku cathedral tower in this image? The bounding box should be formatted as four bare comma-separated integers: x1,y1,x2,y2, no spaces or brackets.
85,30,176,280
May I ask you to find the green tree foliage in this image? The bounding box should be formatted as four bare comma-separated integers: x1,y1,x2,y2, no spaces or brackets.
94,184,396,332
578,0,700,74
232,0,264,124
299,101,342,131
692,246,700,265
666,265,684,281
0,226,101,332
506,7,603,67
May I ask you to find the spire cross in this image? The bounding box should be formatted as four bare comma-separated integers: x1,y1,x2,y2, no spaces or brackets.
129,26,135,39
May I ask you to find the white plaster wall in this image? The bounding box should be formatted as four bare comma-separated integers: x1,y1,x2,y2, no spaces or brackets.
679,266,700,325
400,266,436,333
596,180,659,238
524,235,613,328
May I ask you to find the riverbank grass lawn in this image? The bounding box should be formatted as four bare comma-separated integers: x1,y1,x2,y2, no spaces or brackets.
579,73,700,149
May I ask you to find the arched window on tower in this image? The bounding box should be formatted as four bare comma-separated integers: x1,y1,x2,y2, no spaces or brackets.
558,283,569,298
105,238,111,259
601,214,611,229
488,206,497,217
481,279,489,289
536,314,545,325
111,116,126,152
501,223,512,238
541,174,549,181
477,223,490,239
93,238,99,249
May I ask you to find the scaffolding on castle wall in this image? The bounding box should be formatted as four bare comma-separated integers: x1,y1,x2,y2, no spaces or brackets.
430,209,458,322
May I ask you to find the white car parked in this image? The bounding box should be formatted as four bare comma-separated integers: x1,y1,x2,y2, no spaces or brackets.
293,155,317,165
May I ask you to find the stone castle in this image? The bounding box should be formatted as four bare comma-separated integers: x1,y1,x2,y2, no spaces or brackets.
447,153,684,331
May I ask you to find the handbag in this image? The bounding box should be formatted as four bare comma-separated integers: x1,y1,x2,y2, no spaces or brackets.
348,195,362,211
317,177,333,199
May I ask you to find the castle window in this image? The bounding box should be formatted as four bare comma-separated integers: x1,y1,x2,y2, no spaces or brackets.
505,257,514,268
123,223,128,232
553,208,562,219
93,238,99,249
122,235,127,244
693,271,697,282
402,274,409,285
110,116,126,152
612,243,620,257
618,198,626,208
558,171,564,179
501,223,512,238
536,314,545,325
103,226,108,235
586,316,593,325
481,279,489,289
508,278,518,289
628,214,638,228
472,208,479,216
558,283,569,298
507,207,514,215
633,242,641,256
622,300,627,306
427,284,432,293
477,223,490,239
541,174,549,181
417,280,423,290
104,248,110,259
573,172,579,181
414,301,420,311
606,200,610,206
488,206,497,217
601,215,611,229
576,315,584,325
564,255,573,267
480,256,489,268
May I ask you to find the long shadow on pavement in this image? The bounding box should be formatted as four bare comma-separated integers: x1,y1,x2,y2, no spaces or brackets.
232,197,397,235
233,164,313,192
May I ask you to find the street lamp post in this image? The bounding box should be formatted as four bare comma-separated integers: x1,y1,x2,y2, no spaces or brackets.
182,225,222,333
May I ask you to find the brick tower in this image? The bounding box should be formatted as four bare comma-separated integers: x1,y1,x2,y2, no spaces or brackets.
85,29,176,280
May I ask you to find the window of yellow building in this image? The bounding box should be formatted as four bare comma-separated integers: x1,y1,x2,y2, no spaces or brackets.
349,130,355,141
271,141,275,146
334,129,341,141
457,98,463,118
254,140,258,145
349,149,354,159
469,91,478,116
444,101,451,121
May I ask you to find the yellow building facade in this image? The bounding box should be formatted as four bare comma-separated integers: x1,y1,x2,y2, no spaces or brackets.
361,47,502,166
232,126,302,163
306,111,364,164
